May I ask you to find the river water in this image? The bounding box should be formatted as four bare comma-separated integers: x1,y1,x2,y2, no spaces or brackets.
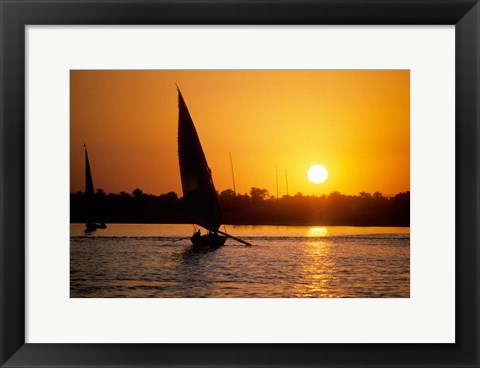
70,224,409,298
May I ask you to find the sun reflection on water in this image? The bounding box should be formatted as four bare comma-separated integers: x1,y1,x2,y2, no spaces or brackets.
292,239,337,297
306,226,328,237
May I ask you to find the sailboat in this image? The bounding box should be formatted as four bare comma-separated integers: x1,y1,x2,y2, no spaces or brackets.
84,144,107,233
177,87,250,247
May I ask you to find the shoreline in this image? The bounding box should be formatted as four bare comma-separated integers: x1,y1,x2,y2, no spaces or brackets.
70,222,410,228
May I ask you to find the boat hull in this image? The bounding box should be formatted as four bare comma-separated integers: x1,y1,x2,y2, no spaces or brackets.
85,223,107,233
191,234,227,247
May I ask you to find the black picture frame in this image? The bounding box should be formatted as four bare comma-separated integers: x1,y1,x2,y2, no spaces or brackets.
1,1,479,367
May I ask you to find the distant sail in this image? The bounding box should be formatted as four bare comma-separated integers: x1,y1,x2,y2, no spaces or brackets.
177,88,222,232
85,146,95,196
84,145,107,232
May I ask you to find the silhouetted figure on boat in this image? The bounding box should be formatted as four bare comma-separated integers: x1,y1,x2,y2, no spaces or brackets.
192,230,201,241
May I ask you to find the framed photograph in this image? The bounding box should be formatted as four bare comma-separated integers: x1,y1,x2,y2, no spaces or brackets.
70,69,411,299
1,0,479,367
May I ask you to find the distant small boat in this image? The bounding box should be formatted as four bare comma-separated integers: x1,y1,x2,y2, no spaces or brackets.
177,87,250,247
84,145,107,233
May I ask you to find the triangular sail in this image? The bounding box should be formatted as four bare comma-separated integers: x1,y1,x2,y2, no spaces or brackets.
85,146,95,196
177,88,222,232
84,145,95,223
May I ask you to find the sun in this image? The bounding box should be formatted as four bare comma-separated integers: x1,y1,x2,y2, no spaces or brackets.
307,165,328,184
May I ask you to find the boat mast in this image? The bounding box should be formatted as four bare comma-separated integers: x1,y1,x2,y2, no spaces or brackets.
285,169,289,196
229,151,236,196
275,165,279,200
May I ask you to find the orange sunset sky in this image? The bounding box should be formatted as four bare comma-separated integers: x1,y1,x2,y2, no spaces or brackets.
70,70,410,197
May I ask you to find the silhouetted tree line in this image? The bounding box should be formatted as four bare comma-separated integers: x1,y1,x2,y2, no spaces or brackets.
71,188,410,226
